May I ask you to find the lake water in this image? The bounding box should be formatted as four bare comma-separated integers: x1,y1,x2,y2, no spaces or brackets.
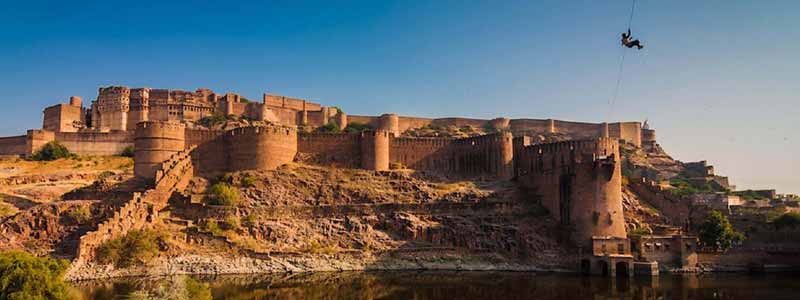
71,271,800,300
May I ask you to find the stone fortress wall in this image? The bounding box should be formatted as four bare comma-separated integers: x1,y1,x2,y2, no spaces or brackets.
0,85,655,160
0,85,654,274
130,122,514,180
515,128,627,248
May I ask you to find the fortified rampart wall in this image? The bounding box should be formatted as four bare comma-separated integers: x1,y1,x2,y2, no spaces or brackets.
389,132,513,178
74,146,195,263
53,131,132,156
516,138,627,247
226,126,297,172
134,122,186,180
297,132,362,167
0,135,28,156
185,128,226,174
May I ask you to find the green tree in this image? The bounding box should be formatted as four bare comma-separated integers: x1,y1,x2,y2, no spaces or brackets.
0,251,74,300
30,141,74,161
699,210,744,251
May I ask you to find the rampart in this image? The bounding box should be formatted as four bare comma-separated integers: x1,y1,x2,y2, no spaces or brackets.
297,132,363,167
53,131,132,156
0,85,657,161
0,135,27,156
516,138,627,247
226,125,297,172
74,146,195,263
134,122,186,180
390,132,513,178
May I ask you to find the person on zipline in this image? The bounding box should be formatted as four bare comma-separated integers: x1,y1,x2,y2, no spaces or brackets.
621,28,643,50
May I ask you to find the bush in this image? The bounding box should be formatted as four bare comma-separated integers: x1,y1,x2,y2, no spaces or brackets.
65,206,92,224
120,146,134,157
240,173,256,188
316,122,341,133
98,170,115,180
628,227,652,236
200,219,224,236
205,182,241,206
95,229,163,267
224,215,241,231
344,122,372,133
771,212,800,230
196,113,231,128
30,141,74,161
0,251,74,300
699,210,744,251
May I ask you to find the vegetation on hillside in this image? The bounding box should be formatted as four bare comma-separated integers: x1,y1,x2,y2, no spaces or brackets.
699,210,744,251
0,251,74,300
95,229,165,267
30,141,75,161
121,145,135,157
667,170,729,197
770,212,800,230
65,205,92,225
344,122,372,133
197,113,235,128
315,122,341,133
204,182,241,206
733,189,769,200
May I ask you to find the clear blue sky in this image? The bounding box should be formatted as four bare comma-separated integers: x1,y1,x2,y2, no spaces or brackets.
1,0,798,194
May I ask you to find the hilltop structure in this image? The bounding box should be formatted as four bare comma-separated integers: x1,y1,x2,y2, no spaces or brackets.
0,85,668,276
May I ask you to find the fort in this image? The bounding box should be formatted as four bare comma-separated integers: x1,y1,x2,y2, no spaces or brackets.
0,85,667,277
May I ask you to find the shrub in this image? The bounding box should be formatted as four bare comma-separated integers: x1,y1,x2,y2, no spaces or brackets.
628,227,652,236
120,146,134,157
771,212,800,230
0,251,74,300
0,202,17,218
699,210,744,251
481,122,498,133
316,122,341,133
240,173,256,188
65,206,92,224
98,170,115,180
95,229,163,267
344,122,372,133
30,141,74,161
196,113,230,128
205,182,241,206
200,219,224,236
224,215,241,231
243,214,257,227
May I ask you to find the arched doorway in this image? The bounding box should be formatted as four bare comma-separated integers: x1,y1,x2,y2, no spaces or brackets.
597,260,609,276
615,262,629,277
580,259,591,275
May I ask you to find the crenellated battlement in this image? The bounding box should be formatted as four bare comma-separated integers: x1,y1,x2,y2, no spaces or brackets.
227,124,295,137
516,137,626,247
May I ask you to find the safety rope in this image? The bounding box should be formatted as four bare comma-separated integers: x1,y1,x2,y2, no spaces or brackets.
607,0,637,121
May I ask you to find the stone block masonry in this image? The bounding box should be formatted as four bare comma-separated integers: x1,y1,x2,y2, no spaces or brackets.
516,138,627,248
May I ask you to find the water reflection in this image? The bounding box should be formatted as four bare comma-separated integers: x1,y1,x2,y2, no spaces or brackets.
72,271,800,300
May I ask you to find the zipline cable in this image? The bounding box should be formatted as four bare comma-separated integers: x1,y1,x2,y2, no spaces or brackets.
607,0,637,122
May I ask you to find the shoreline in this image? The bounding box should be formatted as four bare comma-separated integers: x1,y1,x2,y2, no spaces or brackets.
64,253,800,282
64,253,567,281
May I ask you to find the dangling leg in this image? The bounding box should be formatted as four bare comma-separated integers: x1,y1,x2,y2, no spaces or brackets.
631,40,643,50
